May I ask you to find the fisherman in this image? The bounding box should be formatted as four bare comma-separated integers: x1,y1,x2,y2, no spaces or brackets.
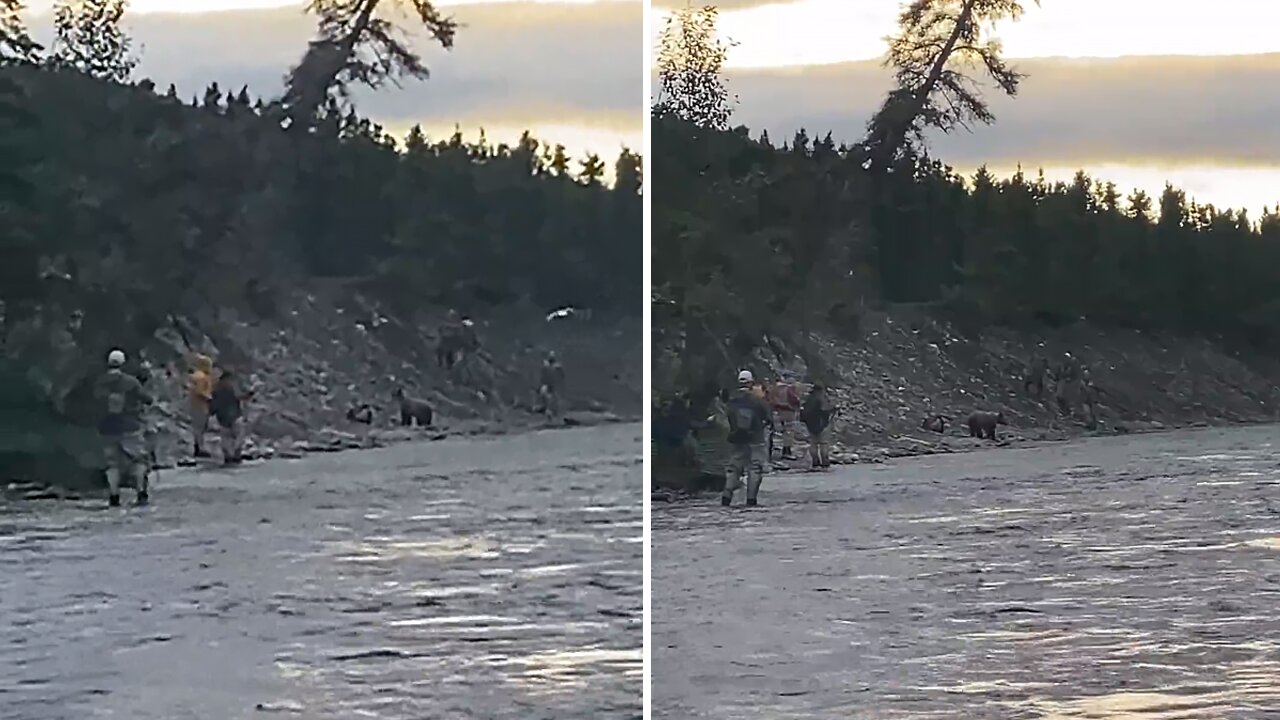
537,350,566,421
188,354,215,458
722,370,773,508
800,382,835,470
209,368,252,465
93,349,153,507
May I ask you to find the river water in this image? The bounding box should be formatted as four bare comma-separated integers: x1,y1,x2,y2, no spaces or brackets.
1,423,642,720
653,424,1280,719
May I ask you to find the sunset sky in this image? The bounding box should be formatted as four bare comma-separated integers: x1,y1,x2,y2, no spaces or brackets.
651,0,1280,216
24,0,642,165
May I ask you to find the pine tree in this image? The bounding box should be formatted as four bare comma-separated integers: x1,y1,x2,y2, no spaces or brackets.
282,0,457,130
578,153,605,186
864,0,1037,169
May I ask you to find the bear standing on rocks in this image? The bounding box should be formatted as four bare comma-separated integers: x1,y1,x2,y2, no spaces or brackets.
967,410,1007,440
392,388,433,427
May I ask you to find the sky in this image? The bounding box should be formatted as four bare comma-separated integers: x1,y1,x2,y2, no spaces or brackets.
24,0,642,164
651,0,1280,215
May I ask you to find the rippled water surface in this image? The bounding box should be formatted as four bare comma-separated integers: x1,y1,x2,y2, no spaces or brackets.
654,425,1280,719
1,423,642,720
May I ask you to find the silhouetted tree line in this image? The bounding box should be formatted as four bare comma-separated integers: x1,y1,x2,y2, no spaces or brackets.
654,112,1280,361
1,64,640,324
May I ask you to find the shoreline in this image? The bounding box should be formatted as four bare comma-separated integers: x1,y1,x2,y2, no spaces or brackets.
651,414,1277,501
5,412,642,501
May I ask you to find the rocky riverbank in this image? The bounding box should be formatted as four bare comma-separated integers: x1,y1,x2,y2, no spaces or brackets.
653,308,1280,493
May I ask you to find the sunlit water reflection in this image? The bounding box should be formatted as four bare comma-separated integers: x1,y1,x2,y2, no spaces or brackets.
654,425,1280,719
1,423,641,720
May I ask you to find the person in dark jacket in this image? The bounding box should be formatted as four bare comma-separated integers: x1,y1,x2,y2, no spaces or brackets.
209,369,252,465
800,383,835,469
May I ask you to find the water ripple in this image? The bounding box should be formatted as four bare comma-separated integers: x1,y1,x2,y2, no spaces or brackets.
1,423,641,720
655,424,1280,719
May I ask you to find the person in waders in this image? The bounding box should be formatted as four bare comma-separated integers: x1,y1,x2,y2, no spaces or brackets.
800,383,835,470
722,370,773,507
94,349,153,506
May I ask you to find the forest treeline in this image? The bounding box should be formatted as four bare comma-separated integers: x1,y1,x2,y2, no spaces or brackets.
2,64,641,328
655,115,1280,337
652,3,1280,401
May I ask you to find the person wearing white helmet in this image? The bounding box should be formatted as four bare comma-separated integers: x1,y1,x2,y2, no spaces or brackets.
93,348,153,507
721,369,773,507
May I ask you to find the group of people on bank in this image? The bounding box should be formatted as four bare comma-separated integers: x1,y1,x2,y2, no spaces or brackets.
95,349,251,507
714,370,836,507
93,309,570,507
713,351,1108,507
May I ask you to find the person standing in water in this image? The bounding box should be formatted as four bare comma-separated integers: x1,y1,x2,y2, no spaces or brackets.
722,370,773,507
94,349,153,506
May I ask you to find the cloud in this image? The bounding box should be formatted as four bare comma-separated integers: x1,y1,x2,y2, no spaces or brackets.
710,53,1280,168
28,1,642,132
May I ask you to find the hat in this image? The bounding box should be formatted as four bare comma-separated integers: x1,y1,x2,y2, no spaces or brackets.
107,349,126,367
736,370,754,385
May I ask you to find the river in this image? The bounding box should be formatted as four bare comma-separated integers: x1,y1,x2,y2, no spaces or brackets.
653,425,1280,719
1,423,642,720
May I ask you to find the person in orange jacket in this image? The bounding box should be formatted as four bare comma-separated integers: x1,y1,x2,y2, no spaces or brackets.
188,354,214,458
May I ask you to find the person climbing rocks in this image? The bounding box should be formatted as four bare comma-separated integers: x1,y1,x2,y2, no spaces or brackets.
770,375,803,460
93,349,153,507
800,382,835,470
722,369,773,508
537,350,566,421
437,310,463,369
1024,356,1049,398
209,368,252,465
1053,352,1081,415
1079,368,1103,429
188,354,215,458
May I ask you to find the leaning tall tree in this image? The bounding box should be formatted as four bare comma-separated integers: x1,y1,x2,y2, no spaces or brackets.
863,0,1036,171
281,0,457,130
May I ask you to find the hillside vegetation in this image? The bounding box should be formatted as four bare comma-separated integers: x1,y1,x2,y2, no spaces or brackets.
1,58,640,487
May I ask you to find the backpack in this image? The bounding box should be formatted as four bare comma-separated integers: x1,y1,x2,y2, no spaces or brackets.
800,397,827,433
726,396,759,445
